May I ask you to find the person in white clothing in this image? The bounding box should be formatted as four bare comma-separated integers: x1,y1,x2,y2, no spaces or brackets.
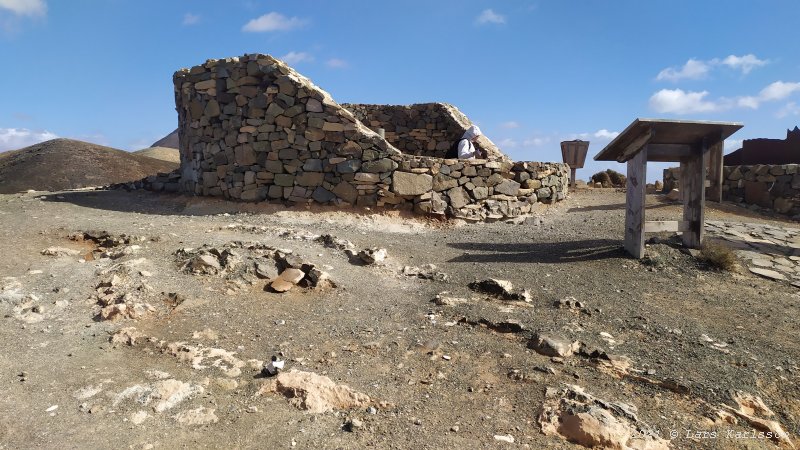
457,125,485,159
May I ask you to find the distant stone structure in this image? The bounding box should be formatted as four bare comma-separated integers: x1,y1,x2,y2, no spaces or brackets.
128,54,569,220
724,127,800,165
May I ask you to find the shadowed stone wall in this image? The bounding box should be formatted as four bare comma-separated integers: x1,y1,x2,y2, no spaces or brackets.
342,103,506,161
663,165,800,216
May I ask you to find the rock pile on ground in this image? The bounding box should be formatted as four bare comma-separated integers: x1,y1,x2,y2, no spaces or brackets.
538,384,670,449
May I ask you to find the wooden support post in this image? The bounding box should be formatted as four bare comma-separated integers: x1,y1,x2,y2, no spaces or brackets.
707,137,724,202
624,146,647,258
570,167,577,188
680,141,708,248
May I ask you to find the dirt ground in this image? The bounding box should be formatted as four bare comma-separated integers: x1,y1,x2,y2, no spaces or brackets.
0,187,798,449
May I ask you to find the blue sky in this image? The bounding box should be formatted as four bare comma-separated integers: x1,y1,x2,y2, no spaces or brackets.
1,0,799,182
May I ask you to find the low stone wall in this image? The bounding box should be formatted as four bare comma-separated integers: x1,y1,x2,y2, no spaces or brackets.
342,103,505,160
140,53,569,220
662,165,800,216
723,164,799,215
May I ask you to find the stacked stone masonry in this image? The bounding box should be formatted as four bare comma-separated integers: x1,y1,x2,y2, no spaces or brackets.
136,54,569,221
341,103,507,161
663,165,800,216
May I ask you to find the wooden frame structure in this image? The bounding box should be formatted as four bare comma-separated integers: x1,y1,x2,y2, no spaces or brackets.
594,119,743,258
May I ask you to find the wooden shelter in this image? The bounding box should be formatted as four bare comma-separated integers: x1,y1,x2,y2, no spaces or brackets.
594,119,743,258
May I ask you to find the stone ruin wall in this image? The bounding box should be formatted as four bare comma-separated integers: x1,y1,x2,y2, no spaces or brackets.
147,53,569,220
341,103,507,161
663,165,800,216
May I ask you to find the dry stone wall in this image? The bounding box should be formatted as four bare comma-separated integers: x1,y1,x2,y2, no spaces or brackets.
663,165,800,217
155,53,569,220
342,103,506,161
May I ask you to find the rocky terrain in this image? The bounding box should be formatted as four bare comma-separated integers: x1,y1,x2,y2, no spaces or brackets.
0,139,177,194
0,187,798,449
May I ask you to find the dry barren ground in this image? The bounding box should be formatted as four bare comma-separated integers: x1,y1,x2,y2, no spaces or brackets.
0,188,798,449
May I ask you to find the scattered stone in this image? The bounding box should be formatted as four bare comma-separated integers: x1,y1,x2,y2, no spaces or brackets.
528,333,580,358
265,370,371,414
431,292,469,306
493,434,515,443
345,417,364,432
173,407,219,426
719,391,794,448
402,264,449,282
41,247,81,257
468,278,531,301
357,248,387,265
110,327,146,346
316,234,354,251
749,267,787,281
538,384,669,449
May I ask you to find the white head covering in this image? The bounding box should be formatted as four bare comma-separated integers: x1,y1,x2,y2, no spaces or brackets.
462,125,482,141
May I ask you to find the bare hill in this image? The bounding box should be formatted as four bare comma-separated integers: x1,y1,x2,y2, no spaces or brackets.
0,138,178,194
151,129,179,148
133,146,181,163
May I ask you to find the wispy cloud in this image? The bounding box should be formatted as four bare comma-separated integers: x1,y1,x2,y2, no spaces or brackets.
649,89,720,114
777,102,800,118
720,54,768,74
736,81,800,110
656,59,711,82
500,121,520,129
182,13,200,26
522,137,550,147
242,12,307,32
280,51,314,65
0,127,57,152
325,58,348,69
594,129,619,140
497,138,519,149
476,9,505,25
724,138,743,151
649,80,800,114
0,0,47,16
656,54,768,82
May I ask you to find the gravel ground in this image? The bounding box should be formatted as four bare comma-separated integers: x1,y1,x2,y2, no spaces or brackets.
0,188,798,449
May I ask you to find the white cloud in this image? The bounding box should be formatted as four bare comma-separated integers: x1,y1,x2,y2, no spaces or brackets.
724,138,743,151
522,137,550,147
242,12,307,32
777,102,800,118
497,138,518,148
476,9,505,25
656,59,710,82
500,121,519,129
0,0,46,16
720,54,768,74
648,89,720,114
758,81,800,102
325,58,348,69
594,129,619,140
183,13,200,26
656,54,768,82
733,81,800,110
280,51,313,65
0,128,57,152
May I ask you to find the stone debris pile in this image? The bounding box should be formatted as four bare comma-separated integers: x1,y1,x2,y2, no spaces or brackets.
538,384,670,449
176,241,333,294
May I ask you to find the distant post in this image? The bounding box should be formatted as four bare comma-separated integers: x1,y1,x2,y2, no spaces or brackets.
560,140,590,188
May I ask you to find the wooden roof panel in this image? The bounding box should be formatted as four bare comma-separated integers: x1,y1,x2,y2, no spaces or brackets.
594,118,743,162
